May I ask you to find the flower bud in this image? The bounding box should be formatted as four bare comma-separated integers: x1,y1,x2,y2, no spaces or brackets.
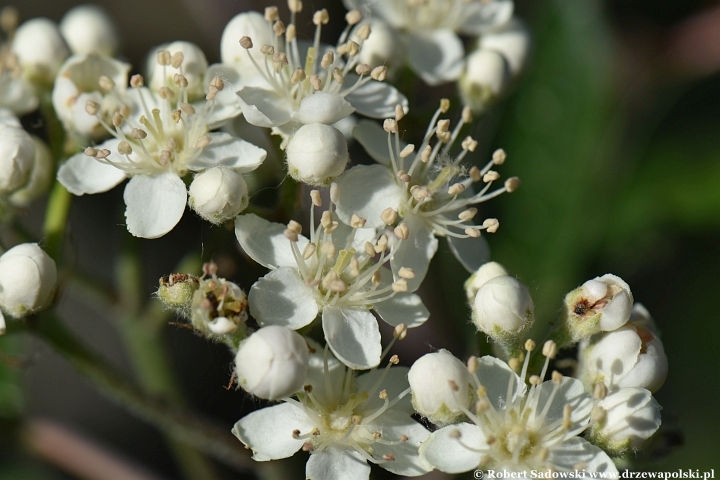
0,123,35,194
157,273,200,313
472,275,534,337
560,274,633,344
0,243,57,318
11,18,70,86
148,41,208,102
458,49,510,113
478,18,532,78
59,5,119,56
587,388,661,455
286,124,348,186
191,276,248,337
9,136,53,206
464,261,509,303
581,323,667,393
408,349,474,426
234,326,309,400
188,167,249,225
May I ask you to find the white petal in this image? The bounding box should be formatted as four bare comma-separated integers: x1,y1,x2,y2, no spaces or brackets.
322,306,381,370
123,173,187,239
236,87,292,128
334,165,404,229
531,377,593,431
548,437,618,475
419,423,485,474
459,0,515,35
235,214,309,269
249,268,319,329
406,30,464,86
447,235,491,273
352,120,398,167
475,355,524,411
306,447,370,480
57,149,127,195
374,293,429,328
356,366,413,415
368,410,430,477
232,403,313,461
187,132,267,173
296,92,355,125
390,216,438,292
344,78,408,119
305,338,347,405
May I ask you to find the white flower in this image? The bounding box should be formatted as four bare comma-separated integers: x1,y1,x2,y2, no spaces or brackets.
51,53,131,140
235,189,429,370
559,274,634,345
232,345,430,479
419,343,618,477
464,261,509,302
0,17,38,115
587,387,662,456
342,0,514,85
472,275,534,337
11,17,69,86
59,5,119,56
190,266,249,338
0,120,34,194
459,49,510,112
9,134,53,206
0,243,57,325
235,325,309,400
334,101,518,289
222,9,408,143
286,123,348,186
478,17,532,78
580,321,668,393
57,72,267,239
408,349,474,425
188,166,249,224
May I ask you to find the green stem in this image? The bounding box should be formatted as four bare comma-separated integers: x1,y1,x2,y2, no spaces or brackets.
116,240,219,479
42,182,72,262
14,315,253,471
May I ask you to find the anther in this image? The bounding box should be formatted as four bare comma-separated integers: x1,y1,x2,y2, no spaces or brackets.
467,356,479,373
350,214,366,228
462,106,473,124
373,432,381,439
396,170,411,183
355,24,371,41
131,128,147,140
345,41,360,57
508,358,520,371
542,340,558,359
171,52,184,68
210,76,224,91
458,208,477,221
288,0,303,13
309,74,321,90
313,9,329,25
85,100,100,116
483,218,499,233
483,171,500,182
461,136,478,152
448,183,465,195
332,68,344,84
355,64,371,76
383,119,398,133
260,44,274,55
393,223,409,240
593,382,607,400
465,228,481,238
394,105,406,122
389,355,399,365
118,141,132,155
292,429,301,439
286,24,296,42
290,68,305,84
239,36,253,49
379,389,388,400
469,166,482,182
273,20,285,37
321,51,334,69
492,148,507,165
591,405,607,423
437,119,450,134
287,220,302,235
195,136,212,148
171,110,182,123
264,6,279,22
130,74,144,88
364,241,375,257
98,75,115,91
399,145,415,158
302,243,316,260
420,145,432,163
476,385,487,397
529,375,541,386
505,177,521,193
371,66,387,81
551,371,563,384
345,9,362,25
371,270,382,286
112,112,124,128
485,435,497,445
381,208,398,225
525,339,536,351
96,149,111,159
310,190,322,207
320,241,336,259
84,147,98,157
157,50,171,66
563,404,573,430
393,324,407,340
392,279,408,292
180,103,195,115
440,99,450,113
398,267,415,279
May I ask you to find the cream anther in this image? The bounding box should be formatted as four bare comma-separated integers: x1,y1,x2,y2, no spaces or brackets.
264,7,279,22
321,51,334,69
383,119,398,133
239,36,253,49
448,183,465,195
505,177,520,192
157,50,171,66
469,166,482,182
345,10,362,25
313,9,329,25
492,148,507,165
310,190,322,207
371,66,387,81
393,223,409,240
302,243,316,260
130,74,144,88
440,98,450,113
273,21,285,36
117,141,132,155
483,171,500,182
458,208,477,221
483,218,499,233
84,100,99,115
98,75,115,91
465,228,481,238
543,340,558,358
171,52,184,69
